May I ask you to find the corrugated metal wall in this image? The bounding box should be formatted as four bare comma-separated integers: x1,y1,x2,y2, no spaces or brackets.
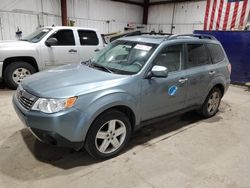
0,0,61,40
67,0,143,33
0,0,143,40
147,0,206,34
0,11,39,40
0,0,216,40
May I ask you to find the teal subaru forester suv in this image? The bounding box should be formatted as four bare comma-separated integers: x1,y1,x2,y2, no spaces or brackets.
13,34,231,159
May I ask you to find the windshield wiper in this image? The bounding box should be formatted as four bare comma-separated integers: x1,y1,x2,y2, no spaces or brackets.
81,59,92,66
81,60,113,73
91,63,113,73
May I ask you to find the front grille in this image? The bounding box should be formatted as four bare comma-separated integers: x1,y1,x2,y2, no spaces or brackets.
16,87,37,110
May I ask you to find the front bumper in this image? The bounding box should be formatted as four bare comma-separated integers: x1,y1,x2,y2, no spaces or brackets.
0,61,3,79
13,95,88,150
29,128,83,150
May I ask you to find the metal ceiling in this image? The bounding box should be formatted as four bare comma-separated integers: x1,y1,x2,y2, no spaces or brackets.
111,0,203,6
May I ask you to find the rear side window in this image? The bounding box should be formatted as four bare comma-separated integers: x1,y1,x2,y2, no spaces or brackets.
186,44,211,69
207,43,225,63
78,30,99,45
49,29,75,46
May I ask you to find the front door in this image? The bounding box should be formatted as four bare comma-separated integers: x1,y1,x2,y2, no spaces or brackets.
140,44,188,121
41,29,80,68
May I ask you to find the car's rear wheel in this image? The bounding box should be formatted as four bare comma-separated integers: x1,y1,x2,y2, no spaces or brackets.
85,110,132,159
4,61,36,89
200,87,222,118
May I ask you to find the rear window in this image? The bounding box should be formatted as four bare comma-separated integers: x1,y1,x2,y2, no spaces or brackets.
186,44,211,69
78,30,99,45
207,43,225,63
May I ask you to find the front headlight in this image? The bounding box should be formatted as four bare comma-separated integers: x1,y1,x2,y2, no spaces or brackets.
31,97,77,113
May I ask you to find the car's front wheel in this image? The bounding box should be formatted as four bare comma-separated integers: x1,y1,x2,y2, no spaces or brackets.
85,110,132,159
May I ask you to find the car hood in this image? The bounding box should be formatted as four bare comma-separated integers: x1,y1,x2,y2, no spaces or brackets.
22,63,128,98
0,40,34,48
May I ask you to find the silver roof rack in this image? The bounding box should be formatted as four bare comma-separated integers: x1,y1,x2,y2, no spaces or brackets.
167,34,217,40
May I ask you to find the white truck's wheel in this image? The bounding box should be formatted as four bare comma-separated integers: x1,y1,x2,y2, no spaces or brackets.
4,61,36,89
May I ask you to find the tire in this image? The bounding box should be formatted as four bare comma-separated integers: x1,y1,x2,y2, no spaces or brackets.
199,87,222,118
85,110,132,159
4,61,36,90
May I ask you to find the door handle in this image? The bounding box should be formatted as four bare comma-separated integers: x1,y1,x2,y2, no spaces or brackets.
94,48,100,52
178,78,188,84
209,70,216,75
68,49,77,53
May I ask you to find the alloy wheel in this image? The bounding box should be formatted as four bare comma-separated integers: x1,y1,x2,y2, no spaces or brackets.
207,91,220,114
95,119,127,154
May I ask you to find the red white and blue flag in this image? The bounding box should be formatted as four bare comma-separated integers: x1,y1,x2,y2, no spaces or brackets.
204,0,250,30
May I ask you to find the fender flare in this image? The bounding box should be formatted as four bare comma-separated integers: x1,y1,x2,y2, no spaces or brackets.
201,75,227,103
75,91,139,141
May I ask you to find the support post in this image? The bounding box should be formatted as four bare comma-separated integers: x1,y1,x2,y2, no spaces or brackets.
143,0,149,24
61,0,67,26
170,2,176,34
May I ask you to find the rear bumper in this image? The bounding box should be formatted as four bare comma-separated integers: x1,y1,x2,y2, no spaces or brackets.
224,78,230,94
0,61,3,79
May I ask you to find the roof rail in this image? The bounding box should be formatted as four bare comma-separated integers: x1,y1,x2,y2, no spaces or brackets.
108,31,173,42
167,34,217,40
140,31,173,36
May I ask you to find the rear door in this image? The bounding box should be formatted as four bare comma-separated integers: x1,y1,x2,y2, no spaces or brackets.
184,43,214,107
206,43,229,80
140,44,189,121
77,30,103,61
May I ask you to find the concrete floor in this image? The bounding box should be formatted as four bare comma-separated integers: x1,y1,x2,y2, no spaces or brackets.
0,85,250,188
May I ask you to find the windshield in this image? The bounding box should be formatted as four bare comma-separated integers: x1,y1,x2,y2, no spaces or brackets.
21,28,52,43
91,40,158,75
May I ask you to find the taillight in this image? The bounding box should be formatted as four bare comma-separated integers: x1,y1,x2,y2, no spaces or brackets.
227,63,231,74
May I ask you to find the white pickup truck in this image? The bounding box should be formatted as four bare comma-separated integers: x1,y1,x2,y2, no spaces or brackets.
0,26,105,89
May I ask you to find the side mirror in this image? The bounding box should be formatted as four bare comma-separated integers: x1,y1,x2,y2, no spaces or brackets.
45,38,58,47
148,65,168,78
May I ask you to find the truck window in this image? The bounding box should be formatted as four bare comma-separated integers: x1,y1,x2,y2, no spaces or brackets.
154,44,183,72
186,44,211,69
78,30,99,45
207,43,225,63
49,29,75,46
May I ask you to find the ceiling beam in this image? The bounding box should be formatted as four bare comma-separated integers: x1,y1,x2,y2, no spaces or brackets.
111,0,144,6
149,0,202,6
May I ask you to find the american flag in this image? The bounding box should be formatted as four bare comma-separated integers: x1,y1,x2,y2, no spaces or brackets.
204,0,250,30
